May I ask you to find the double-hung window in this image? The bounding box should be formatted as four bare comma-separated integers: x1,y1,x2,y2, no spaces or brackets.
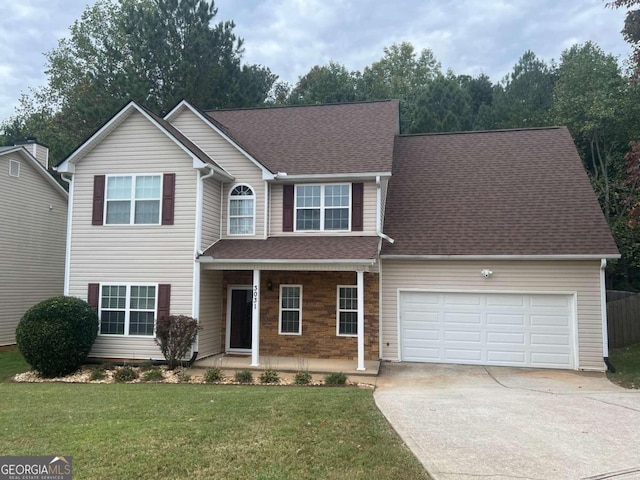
100,284,157,336
279,285,302,334
337,286,358,336
295,184,350,231
105,175,161,224
229,184,255,235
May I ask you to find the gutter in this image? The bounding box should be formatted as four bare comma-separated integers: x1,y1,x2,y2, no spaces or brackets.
60,173,74,296
600,258,613,371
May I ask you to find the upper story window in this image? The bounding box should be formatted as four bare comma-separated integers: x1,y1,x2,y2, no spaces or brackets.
229,184,255,235
8,159,20,177
295,184,350,231
105,175,161,225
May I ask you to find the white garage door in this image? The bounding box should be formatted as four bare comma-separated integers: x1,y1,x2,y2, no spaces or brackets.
400,292,575,369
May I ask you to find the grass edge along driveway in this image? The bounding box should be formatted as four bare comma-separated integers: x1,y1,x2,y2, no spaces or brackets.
0,349,430,480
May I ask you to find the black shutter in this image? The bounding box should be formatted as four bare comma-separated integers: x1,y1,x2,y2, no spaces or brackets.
92,175,105,225
161,173,175,225
283,184,294,232
351,183,363,231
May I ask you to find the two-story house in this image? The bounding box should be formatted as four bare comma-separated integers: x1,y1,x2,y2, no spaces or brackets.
1,140,68,345
56,99,619,372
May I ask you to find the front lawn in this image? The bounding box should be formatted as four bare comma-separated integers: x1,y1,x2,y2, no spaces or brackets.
607,343,640,389
0,346,29,382
0,350,429,479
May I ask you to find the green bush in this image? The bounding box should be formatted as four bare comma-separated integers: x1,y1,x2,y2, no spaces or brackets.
114,366,138,382
89,367,106,381
259,369,280,384
234,370,253,384
204,367,224,383
294,371,312,385
155,315,199,370
325,372,348,386
142,368,164,382
15,296,99,377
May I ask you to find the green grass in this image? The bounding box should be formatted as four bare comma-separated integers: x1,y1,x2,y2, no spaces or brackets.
608,343,640,388
0,347,29,382
0,351,429,479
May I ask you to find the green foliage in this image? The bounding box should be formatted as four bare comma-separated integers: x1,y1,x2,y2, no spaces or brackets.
234,370,253,384
0,348,30,382
258,369,280,384
203,367,224,383
324,372,348,386
294,371,313,385
15,296,99,378
89,367,106,381
289,62,358,104
114,366,138,382
141,368,164,382
154,315,199,370
179,373,192,383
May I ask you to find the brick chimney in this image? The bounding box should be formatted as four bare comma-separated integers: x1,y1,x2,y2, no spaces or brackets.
15,138,49,169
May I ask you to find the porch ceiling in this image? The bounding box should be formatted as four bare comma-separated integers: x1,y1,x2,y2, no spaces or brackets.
199,236,380,268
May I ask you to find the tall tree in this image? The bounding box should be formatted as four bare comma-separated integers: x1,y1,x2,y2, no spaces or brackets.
288,62,358,104
608,0,640,80
3,0,276,164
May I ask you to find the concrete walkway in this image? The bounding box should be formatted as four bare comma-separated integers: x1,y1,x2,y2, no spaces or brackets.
374,363,640,480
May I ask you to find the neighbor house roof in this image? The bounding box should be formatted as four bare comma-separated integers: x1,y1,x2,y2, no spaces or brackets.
200,236,380,262
205,100,399,176
382,127,619,257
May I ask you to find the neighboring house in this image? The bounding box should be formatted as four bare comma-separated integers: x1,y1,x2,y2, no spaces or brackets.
0,141,68,345
56,99,619,371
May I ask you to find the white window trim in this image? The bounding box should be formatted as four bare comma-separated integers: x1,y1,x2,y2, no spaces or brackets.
294,183,351,232
278,284,303,335
8,159,20,177
336,285,358,337
98,282,159,337
227,183,256,236
104,173,163,226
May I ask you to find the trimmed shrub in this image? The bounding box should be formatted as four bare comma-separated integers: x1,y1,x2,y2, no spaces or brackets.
155,315,199,370
114,366,138,382
16,296,99,377
325,372,348,386
259,369,280,384
204,367,224,383
294,371,312,385
235,370,253,384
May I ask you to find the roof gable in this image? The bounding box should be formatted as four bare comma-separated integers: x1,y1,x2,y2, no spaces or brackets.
206,100,399,176
56,101,232,180
382,127,619,257
0,146,68,199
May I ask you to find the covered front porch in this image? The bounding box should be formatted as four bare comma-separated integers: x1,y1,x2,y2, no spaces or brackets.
197,236,381,372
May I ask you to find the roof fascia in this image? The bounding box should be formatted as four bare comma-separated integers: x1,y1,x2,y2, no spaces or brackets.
380,254,621,260
271,172,392,182
197,257,377,265
164,100,274,178
2,147,68,199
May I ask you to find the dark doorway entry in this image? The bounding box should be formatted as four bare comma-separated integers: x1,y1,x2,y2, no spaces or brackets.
229,287,252,350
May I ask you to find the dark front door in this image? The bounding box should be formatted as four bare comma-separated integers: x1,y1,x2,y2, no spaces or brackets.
229,288,252,350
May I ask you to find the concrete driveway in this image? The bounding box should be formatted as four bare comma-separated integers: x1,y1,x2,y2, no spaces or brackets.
374,363,640,480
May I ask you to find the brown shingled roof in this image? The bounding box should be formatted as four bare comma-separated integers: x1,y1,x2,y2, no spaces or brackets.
382,127,619,256
206,100,399,175
202,236,380,261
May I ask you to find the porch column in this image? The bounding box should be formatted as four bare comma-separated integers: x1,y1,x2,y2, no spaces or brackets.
251,269,261,366
357,270,365,371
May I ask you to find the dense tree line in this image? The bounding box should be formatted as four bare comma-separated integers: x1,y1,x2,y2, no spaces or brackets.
2,0,640,290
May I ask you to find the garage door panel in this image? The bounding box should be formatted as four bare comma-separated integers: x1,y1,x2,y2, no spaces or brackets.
445,349,482,361
487,350,526,364
486,313,525,326
487,332,525,345
400,292,574,369
445,330,482,342
444,312,482,324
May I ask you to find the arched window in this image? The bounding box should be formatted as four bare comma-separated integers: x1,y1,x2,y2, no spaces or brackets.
229,184,255,235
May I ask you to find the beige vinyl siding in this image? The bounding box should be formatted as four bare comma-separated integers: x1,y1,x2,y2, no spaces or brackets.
68,111,197,359
380,260,605,371
198,270,223,357
270,181,378,236
0,153,67,345
201,178,221,249
169,109,266,239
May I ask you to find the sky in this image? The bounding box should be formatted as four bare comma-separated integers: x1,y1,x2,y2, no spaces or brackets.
0,0,632,123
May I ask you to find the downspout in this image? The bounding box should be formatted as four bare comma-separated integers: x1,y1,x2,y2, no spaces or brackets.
376,176,394,244
600,259,614,372
191,165,216,363
60,173,74,296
